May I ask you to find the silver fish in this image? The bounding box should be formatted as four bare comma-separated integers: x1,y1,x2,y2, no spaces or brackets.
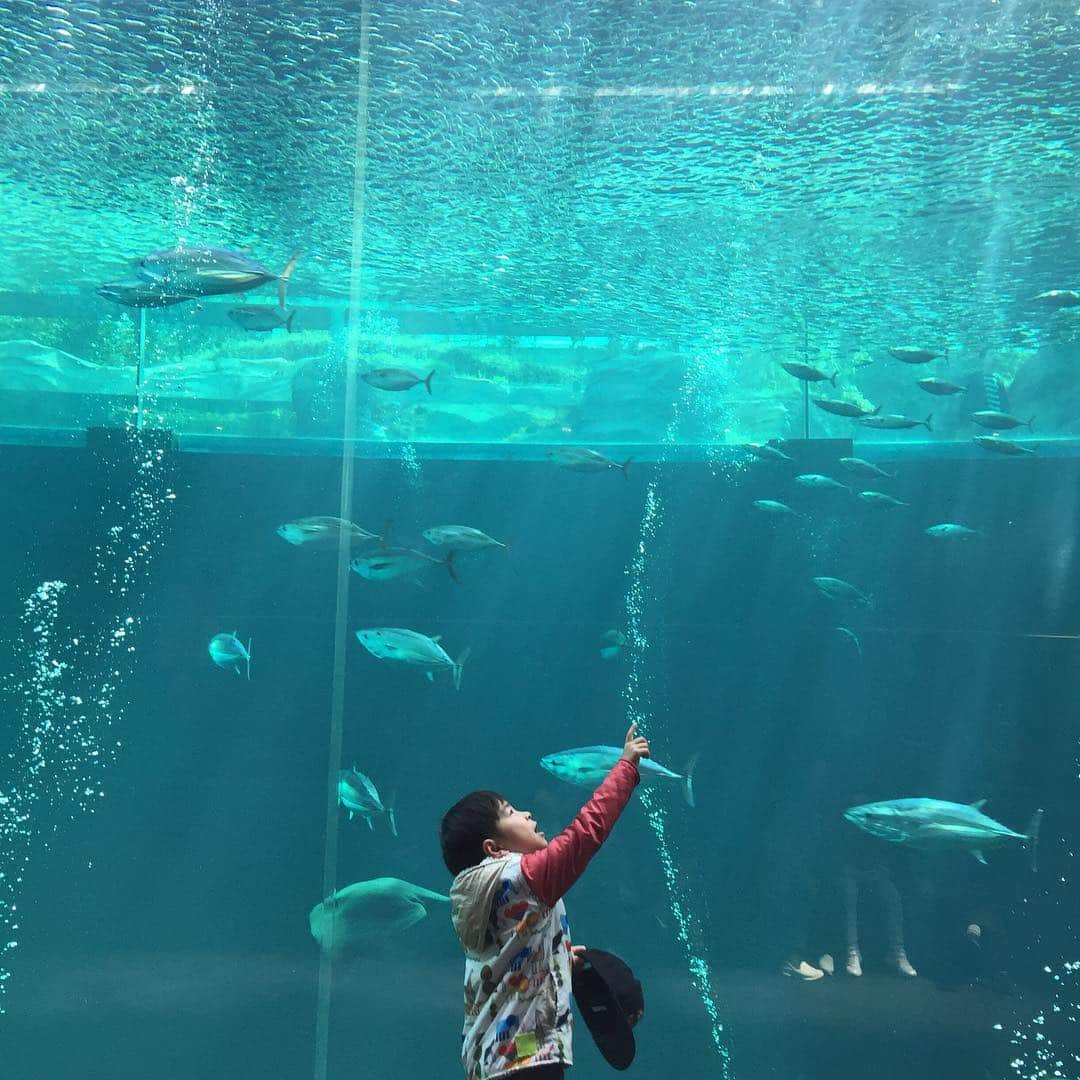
857,490,908,508
136,246,300,307
97,278,193,308
781,361,837,385
836,626,862,659
813,576,872,606
844,798,1042,870
973,435,1035,456
971,411,1033,431
276,516,379,549
338,765,397,836
925,523,982,539
1032,289,1080,309
753,499,801,516
361,368,434,393
743,442,793,462
888,347,942,363
350,547,458,583
858,413,932,431
540,745,698,807
228,305,296,332
355,628,469,690
795,473,849,492
917,378,967,396
838,457,895,480
548,447,631,478
599,629,626,660
812,398,880,419
309,878,448,955
422,525,506,552
208,631,251,679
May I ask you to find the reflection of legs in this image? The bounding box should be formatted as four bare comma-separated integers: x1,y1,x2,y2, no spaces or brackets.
871,867,917,977
842,865,862,976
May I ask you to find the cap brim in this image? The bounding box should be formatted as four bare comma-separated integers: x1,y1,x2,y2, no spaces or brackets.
572,964,636,1070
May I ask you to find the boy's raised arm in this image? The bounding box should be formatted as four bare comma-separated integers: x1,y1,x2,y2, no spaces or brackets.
521,723,649,908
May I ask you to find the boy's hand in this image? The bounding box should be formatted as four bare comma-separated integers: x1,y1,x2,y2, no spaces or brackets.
619,721,650,766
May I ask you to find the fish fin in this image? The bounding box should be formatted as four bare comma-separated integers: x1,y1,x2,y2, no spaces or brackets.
431,635,442,643
387,792,398,837
453,647,471,692
277,250,301,308
970,798,988,810
972,850,987,865
425,671,434,683
445,549,460,584
424,370,435,395
831,371,838,387
380,520,392,551
1027,416,1035,430
366,817,374,831
348,810,355,822
247,638,252,681
924,414,934,432
683,752,700,808
1026,808,1044,873
286,310,296,333
620,457,632,480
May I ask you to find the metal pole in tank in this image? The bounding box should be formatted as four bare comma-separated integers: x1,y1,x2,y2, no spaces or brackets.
136,308,146,432
314,4,371,1079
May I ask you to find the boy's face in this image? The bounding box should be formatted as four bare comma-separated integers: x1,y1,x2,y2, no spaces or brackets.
484,801,547,857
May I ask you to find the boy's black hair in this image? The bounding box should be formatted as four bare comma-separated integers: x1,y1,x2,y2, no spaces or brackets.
440,790,506,875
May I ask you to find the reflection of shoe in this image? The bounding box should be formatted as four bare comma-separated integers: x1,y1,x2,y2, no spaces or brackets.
889,950,918,977
846,948,863,977
818,954,834,976
782,960,824,981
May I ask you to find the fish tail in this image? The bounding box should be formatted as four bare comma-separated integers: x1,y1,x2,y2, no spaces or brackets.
452,646,472,691
277,250,301,307
246,638,253,680
424,370,435,394
924,414,934,432
620,457,632,480
286,310,296,333
445,549,460,584
1025,808,1044,873
683,752,700,808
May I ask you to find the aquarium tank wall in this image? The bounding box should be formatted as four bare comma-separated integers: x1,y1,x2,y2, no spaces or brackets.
0,1,1077,1078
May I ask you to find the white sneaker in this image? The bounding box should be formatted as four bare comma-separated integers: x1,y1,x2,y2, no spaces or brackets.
817,953,835,976
890,950,918,977
782,960,824,981
846,948,863,977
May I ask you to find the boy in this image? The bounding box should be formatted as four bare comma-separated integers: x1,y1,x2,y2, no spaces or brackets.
440,722,649,1079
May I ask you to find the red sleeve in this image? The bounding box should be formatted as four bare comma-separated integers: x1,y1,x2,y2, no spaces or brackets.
521,758,640,908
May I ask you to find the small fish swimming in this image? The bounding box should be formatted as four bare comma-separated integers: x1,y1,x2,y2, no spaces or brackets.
844,798,1043,870
208,631,251,679
858,413,933,431
308,878,448,956
753,499,801,516
857,490,908,508
917,378,967,396
350,547,458,583
795,473,849,492
971,411,1033,431
781,361,837,386
422,525,506,552
355,628,469,690
973,435,1035,456
835,626,862,659
97,279,194,308
548,447,631,478
135,246,300,307
228,305,296,332
813,576,872,606
276,516,379,549
839,457,895,481
888,347,942,364
540,746,698,807
743,442,793,462
339,765,397,836
925,523,982,539
361,368,434,394
812,398,880,419
1032,289,1079,309
599,629,626,660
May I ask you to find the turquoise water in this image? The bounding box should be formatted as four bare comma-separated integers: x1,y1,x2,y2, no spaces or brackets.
1,2,1078,1079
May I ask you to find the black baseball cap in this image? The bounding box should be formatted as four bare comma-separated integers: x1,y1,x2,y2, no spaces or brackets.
571,948,644,1070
